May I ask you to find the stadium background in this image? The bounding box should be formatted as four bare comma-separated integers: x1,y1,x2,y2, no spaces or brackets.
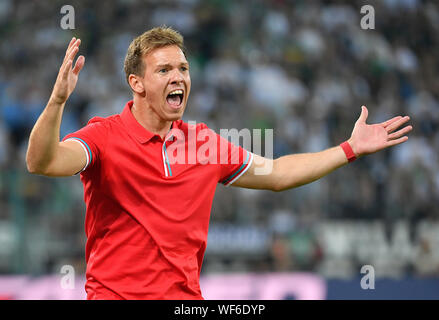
0,0,438,299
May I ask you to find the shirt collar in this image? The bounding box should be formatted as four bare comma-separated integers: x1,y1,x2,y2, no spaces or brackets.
120,100,176,144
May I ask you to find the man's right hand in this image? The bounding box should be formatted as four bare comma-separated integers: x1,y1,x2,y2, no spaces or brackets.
26,37,88,176
50,37,85,105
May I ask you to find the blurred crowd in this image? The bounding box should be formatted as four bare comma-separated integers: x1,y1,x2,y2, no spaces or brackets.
0,0,438,278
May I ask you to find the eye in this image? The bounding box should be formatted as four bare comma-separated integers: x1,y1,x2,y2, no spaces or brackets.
180,66,189,72
159,68,167,74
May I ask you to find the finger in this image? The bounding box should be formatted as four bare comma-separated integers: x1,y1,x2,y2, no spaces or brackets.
386,116,410,133
72,55,85,75
388,125,413,140
386,136,408,147
380,116,402,128
67,37,77,51
63,38,81,64
60,41,80,78
66,45,79,65
357,106,368,123
62,59,73,80
63,38,76,62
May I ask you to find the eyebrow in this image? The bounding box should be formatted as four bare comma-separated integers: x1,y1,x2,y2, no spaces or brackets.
156,62,189,69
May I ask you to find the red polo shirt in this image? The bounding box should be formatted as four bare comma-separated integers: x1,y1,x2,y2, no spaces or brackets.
62,100,253,299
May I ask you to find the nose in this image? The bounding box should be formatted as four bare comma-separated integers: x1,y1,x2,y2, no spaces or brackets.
170,68,184,85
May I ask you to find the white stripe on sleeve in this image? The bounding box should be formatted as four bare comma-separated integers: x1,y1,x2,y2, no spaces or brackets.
224,152,254,187
64,138,90,174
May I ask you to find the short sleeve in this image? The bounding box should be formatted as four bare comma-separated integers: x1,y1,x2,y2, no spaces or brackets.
62,117,108,174
216,131,254,187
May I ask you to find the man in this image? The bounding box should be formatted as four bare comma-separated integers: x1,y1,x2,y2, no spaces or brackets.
26,27,412,299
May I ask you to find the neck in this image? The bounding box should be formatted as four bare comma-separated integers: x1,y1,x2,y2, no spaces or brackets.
131,98,173,140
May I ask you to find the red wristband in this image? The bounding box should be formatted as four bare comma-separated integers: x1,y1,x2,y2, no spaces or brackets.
340,141,357,163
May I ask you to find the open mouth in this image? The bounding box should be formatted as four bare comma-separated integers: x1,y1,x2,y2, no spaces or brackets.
166,89,184,108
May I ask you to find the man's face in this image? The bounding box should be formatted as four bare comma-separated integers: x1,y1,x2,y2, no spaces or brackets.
140,45,191,121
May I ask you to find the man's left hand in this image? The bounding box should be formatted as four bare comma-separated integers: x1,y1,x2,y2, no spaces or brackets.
348,106,413,158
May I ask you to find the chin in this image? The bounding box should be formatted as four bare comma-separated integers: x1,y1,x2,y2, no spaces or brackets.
165,105,186,120
168,114,183,121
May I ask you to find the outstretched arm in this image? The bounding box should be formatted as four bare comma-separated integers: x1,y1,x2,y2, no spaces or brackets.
26,38,86,176
232,106,412,191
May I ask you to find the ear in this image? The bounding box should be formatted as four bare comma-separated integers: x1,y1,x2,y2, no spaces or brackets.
128,74,145,94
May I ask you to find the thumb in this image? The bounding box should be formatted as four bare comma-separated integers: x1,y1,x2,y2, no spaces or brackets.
357,105,368,123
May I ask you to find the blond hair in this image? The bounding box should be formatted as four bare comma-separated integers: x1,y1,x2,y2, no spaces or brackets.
124,26,185,85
